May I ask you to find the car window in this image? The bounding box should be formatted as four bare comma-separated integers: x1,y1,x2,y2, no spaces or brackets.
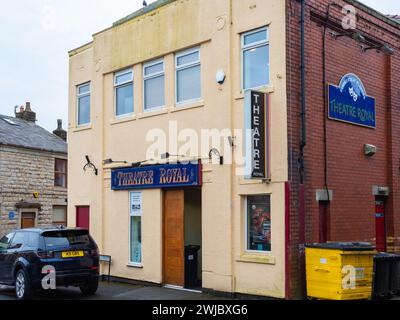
43,230,93,249
26,232,39,248
10,232,26,249
0,233,14,250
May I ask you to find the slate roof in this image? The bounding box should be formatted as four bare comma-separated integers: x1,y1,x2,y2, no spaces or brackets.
0,114,67,154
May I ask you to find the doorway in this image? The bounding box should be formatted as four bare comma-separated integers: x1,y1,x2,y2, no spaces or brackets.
375,198,386,252
21,212,36,229
163,189,202,289
76,206,90,230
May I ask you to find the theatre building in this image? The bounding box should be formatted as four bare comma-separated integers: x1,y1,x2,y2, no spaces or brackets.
68,0,400,299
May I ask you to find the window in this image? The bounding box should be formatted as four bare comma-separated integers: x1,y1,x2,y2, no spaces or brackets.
54,158,67,188
242,27,269,90
176,48,201,104
115,69,134,117
246,195,271,252
130,192,142,265
77,83,91,126
143,59,165,111
53,206,67,227
0,233,14,250
10,232,26,249
43,230,92,248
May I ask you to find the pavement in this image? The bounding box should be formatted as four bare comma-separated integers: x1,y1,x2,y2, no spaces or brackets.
0,281,229,300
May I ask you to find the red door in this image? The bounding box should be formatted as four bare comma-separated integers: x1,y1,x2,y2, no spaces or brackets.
76,206,90,231
375,199,386,252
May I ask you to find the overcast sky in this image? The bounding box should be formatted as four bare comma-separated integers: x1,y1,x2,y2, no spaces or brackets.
0,0,398,132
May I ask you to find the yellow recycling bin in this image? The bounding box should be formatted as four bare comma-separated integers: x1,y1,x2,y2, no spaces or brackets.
306,243,376,300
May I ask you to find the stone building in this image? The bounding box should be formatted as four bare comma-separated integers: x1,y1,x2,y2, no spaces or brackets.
0,103,68,236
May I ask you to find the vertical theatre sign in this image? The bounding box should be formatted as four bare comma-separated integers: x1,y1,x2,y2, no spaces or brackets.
245,90,270,180
328,73,376,128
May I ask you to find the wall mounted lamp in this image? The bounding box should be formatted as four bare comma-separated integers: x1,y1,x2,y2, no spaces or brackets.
330,31,366,44
362,43,395,55
209,148,224,165
84,155,98,176
103,159,128,165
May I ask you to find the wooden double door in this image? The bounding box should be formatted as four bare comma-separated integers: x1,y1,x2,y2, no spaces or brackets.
163,190,185,287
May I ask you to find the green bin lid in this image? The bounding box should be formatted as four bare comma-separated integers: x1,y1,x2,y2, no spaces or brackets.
306,242,375,251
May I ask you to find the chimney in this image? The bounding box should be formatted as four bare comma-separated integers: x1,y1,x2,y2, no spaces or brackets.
53,119,67,142
15,102,36,122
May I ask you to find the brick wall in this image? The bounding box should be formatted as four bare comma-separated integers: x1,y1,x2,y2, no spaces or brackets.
286,0,400,299
0,145,68,236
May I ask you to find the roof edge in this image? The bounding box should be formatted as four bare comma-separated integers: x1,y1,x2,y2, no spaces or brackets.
348,0,400,30
68,41,93,57
0,142,67,155
112,0,178,27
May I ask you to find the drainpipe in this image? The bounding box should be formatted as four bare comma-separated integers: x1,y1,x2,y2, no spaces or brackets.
298,0,307,298
300,0,306,182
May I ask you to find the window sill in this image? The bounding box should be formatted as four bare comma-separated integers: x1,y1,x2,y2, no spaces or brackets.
236,253,275,265
72,125,92,133
54,186,67,190
138,108,168,119
110,115,137,126
235,85,275,100
172,99,205,113
127,263,143,269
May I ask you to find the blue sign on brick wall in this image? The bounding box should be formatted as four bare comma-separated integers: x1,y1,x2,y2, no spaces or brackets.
328,73,376,129
111,162,202,190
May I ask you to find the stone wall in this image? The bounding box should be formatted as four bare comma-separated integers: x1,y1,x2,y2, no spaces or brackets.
0,145,67,236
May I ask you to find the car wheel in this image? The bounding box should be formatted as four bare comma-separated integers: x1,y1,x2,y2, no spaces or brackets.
15,269,32,300
80,278,99,296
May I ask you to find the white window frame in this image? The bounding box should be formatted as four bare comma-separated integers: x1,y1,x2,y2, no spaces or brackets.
244,195,272,254
129,192,142,267
114,68,134,118
143,59,165,112
77,82,91,127
241,27,270,91
175,47,201,105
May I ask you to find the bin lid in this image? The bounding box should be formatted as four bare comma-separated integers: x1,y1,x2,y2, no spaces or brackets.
306,242,375,251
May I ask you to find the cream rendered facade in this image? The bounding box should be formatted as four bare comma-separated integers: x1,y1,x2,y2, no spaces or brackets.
68,0,288,298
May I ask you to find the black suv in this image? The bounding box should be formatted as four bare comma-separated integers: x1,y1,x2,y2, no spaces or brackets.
0,227,100,300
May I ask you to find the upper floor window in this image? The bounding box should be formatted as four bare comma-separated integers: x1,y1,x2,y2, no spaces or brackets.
176,48,201,104
143,59,165,111
77,83,91,126
55,158,67,188
115,69,134,117
242,27,270,90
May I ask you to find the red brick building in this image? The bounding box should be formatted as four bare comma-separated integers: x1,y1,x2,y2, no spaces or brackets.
286,0,400,298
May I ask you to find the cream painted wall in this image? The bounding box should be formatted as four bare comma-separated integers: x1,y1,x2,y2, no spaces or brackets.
68,0,287,298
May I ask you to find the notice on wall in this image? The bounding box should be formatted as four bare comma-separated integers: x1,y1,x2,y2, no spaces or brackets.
244,90,270,180
130,192,142,216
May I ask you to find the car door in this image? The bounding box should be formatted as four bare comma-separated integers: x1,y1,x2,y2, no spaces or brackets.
4,232,26,283
0,233,15,283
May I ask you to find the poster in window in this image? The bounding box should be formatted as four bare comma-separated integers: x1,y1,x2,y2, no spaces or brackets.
130,192,142,216
247,195,271,252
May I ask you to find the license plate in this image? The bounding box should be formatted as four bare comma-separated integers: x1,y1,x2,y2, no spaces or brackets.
62,251,84,258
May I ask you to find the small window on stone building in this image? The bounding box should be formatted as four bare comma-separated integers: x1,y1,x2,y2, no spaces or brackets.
53,206,67,227
54,158,67,188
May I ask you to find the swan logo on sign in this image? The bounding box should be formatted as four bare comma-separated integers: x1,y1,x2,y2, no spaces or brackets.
328,74,376,129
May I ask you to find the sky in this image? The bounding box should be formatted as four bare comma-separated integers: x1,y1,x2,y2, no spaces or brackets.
0,0,399,132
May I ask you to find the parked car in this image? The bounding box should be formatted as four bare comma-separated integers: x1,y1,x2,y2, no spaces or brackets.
0,227,100,300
